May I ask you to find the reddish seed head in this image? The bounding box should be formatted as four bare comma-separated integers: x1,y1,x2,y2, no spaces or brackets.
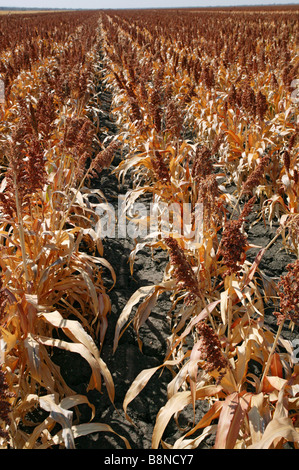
164,237,200,304
196,322,228,377
274,260,299,326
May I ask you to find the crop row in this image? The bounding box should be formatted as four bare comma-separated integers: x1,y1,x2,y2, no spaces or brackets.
100,8,299,449
0,10,124,449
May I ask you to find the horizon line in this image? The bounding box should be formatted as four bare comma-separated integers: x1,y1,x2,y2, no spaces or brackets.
1,2,299,11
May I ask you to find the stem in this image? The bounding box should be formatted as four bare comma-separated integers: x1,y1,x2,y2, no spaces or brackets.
225,274,233,354
228,360,239,392
230,192,242,219
200,292,217,331
57,170,89,240
14,181,30,286
258,319,285,393
264,214,298,253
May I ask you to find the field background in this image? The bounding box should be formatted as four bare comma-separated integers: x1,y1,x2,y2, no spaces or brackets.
0,5,298,449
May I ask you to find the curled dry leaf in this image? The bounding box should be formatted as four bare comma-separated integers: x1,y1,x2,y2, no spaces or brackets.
248,417,299,449
152,385,223,449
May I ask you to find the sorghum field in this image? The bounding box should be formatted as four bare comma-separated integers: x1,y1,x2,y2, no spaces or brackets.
0,5,298,450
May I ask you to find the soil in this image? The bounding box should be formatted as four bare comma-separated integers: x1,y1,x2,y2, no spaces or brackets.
52,73,298,451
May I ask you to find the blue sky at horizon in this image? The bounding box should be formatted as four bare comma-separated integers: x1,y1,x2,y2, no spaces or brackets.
0,0,298,11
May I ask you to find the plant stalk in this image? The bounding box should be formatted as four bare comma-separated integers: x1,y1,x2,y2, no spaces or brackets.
226,274,233,354
14,180,30,286
57,169,89,240
258,319,285,394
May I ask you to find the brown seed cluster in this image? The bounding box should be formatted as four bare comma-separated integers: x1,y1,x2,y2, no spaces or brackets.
31,90,57,139
241,155,270,196
165,100,183,139
274,260,299,326
283,150,291,173
151,151,171,185
256,91,268,121
63,117,93,150
191,146,213,180
0,278,8,324
239,196,256,221
0,125,48,218
219,218,248,276
241,83,256,116
164,237,200,304
191,140,225,232
211,132,225,156
197,174,222,231
88,140,121,180
201,65,215,89
63,117,97,181
288,126,298,151
196,322,228,377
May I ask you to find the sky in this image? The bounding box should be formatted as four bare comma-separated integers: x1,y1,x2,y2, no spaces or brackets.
0,0,298,10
